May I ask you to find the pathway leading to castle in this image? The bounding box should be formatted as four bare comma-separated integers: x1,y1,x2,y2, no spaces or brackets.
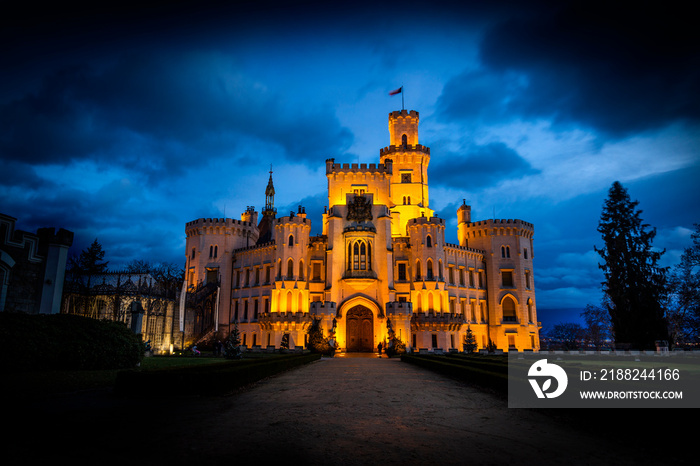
25,355,689,465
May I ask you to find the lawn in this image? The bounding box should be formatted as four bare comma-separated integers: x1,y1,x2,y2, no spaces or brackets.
6,355,255,398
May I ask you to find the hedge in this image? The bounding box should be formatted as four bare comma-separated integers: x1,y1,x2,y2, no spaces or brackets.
0,312,144,372
401,354,508,394
115,353,321,397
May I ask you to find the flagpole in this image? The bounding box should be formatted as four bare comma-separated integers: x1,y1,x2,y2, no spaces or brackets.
402,84,405,110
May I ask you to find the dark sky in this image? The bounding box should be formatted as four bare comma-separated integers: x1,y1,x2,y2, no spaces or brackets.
2,0,699,321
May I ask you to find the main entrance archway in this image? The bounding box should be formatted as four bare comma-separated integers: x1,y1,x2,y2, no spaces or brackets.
346,305,374,352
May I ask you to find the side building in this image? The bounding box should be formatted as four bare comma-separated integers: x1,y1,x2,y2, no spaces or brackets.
0,213,73,314
184,110,540,352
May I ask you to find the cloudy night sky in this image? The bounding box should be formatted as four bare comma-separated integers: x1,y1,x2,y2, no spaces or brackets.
2,1,698,326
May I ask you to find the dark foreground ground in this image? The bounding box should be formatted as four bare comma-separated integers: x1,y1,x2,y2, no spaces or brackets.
10,355,693,465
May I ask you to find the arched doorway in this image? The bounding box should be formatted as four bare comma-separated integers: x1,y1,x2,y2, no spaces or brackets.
346,305,374,352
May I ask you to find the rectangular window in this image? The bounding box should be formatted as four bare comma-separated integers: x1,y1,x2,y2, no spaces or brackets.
524,248,529,260
431,334,438,348
244,301,248,320
266,266,271,284
525,271,531,289
398,263,407,281
252,334,257,347
459,269,465,286
313,262,321,280
253,300,258,320
502,270,514,288
469,270,475,287
508,335,516,349
449,266,454,284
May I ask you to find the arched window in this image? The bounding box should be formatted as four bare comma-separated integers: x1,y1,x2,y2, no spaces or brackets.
401,134,407,147
416,294,422,312
298,260,304,280
501,246,506,258
214,245,218,258
506,246,510,258
503,296,517,322
298,293,304,312
209,245,213,258
527,298,534,323
287,291,293,312
288,234,294,247
403,196,406,205
428,292,434,312
287,259,294,280
349,239,371,271
426,259,434,280
426,235,432,248
416,260,422,280
407,196,411,204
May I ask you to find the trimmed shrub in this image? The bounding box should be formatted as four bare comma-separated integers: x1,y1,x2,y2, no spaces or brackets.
0,312,144,372
115,353,321,397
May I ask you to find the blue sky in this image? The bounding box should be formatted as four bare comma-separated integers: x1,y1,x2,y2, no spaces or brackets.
2,1,698,325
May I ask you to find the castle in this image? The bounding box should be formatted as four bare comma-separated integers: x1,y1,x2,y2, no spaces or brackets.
184,110,540,352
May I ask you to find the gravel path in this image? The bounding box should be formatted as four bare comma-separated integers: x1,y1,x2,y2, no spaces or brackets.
15,355,689,465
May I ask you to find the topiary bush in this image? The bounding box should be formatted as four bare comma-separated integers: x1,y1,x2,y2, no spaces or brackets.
0,312,144,372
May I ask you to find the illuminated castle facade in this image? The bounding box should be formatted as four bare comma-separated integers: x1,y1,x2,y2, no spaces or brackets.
185,110,540,352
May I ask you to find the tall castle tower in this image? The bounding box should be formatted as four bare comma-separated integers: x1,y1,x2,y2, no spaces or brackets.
379,110,434,237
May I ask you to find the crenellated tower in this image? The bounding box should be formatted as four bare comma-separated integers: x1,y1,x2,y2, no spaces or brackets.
379,110,433,236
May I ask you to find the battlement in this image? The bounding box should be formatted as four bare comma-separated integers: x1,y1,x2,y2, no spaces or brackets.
408,216,445,226
309,301,337,316
379,144,430,157
467,218,534,230
186,217,257,229
325,159,393,176
232,240,276,254
444,242,485,256
389,109,419,120
385,301,413,316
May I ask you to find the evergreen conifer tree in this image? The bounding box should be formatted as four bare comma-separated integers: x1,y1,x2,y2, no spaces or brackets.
463,325,477,353
224,322,242,359
594,181,668,350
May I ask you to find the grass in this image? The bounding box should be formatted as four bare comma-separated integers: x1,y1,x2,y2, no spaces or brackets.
4,354,279,399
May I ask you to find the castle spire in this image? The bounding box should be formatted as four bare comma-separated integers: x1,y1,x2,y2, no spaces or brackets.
265,165,275,213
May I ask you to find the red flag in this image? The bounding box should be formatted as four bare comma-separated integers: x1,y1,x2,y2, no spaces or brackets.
389,86,402,96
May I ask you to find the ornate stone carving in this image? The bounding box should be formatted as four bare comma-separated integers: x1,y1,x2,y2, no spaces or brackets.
347,195,373,222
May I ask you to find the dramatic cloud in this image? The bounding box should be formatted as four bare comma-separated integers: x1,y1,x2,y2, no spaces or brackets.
1,1,698,315
439,1,700,136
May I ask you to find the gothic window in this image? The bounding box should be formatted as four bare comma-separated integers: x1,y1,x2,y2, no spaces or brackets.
503,296,517,322
287,259,294,280
287,291,293,312
426,235,432,248
209,246,213,258
288,235,294,247
298,260,304,280
416,260,422,280
501,246,506,258
438,260,443,281
426,259,434,280
407,196,411,204
527,298,534,323
348,239,371,271
402,134,408,147
403,196,406,205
